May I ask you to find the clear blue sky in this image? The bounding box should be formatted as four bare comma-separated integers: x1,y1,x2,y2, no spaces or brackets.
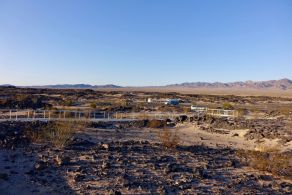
0,0,291,86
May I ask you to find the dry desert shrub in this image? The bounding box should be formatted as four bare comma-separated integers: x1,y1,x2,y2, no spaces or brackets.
183,107,191,113
147,119,166,128
25,123,50,143
237,147,292,179
158,128,180,148
222,102,234,110
48,121,87,148
90,102,97,109
26,121,87,148
26,129,43,143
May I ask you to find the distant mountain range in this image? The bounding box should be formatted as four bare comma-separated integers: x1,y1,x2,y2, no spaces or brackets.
1,79,292,90
28,84,122,89
166,79,292,90
0,84,121,89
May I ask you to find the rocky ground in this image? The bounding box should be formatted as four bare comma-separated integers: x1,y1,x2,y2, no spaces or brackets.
0,119,292,194
1,138,292,194
192,115,292,145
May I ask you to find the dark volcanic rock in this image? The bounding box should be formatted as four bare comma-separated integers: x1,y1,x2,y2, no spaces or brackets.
66,138,96,150
165,163,193,173
0,121,48,149
0,173,8,181
176,115,188,123
34,161,48,171
191,115,290,142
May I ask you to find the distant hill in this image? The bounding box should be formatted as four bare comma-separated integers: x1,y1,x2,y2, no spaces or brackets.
167,79,292,90
0,84,16,88
93,84,122,89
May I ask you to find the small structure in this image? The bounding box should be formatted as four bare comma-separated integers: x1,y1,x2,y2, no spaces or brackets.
165,99,180,105
207,109,238,117
190,105,238,118
191,105,207,113
147,98,152,103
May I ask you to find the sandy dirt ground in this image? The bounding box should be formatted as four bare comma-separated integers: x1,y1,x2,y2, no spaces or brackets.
80,124,291,152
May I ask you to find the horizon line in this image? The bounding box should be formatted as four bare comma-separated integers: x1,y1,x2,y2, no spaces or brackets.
1,78,291,87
